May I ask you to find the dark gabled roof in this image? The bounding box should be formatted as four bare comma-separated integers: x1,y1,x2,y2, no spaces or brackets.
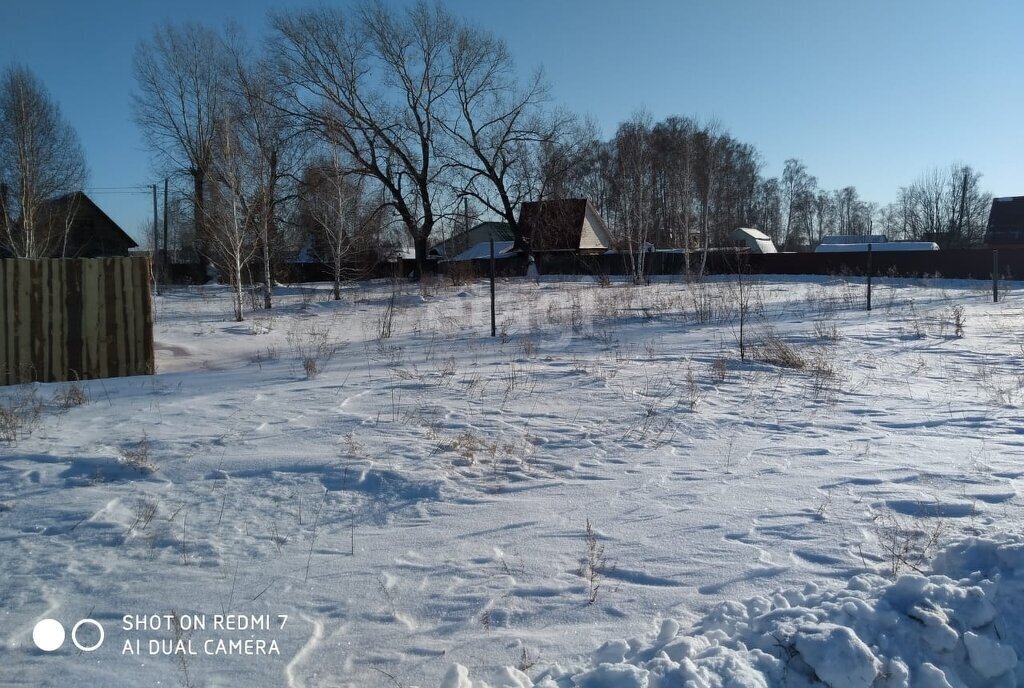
467,221,514,241
518,198,589,252
985,196,1024,244
430,221,513,254
48,191,138,249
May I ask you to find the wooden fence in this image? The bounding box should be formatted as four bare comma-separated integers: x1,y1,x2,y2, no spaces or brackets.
0,257,154,386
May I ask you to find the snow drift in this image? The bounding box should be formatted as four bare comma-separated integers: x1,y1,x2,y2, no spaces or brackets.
449,534,1024,688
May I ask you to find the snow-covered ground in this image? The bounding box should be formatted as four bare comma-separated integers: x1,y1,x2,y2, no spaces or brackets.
2,274,1024,687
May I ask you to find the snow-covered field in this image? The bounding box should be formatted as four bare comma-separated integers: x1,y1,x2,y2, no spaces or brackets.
3,274,1024,687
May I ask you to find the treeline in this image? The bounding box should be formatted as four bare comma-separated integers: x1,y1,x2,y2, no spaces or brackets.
0,1,994,316
548,120,992,256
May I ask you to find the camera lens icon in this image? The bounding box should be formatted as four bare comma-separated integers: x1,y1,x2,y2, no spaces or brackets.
32,618,105,652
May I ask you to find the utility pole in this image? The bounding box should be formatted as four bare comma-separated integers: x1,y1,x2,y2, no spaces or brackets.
152,184,161,295
163,178,169,285
490,238,496,337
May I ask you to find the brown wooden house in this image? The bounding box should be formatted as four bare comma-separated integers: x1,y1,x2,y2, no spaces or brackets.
518,199,612,254
50,192,138,257
984,196,1024,247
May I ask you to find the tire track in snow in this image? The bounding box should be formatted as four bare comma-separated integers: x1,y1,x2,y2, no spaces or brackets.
284,614,323,688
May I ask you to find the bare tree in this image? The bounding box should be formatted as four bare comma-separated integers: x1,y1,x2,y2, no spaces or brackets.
272,2,460,280
299,147,382,300
651,116,697,252
223,26,302,308
692,122,725,277
885,164,990,246
611,112,655,283
0,64,88,258
442,24,567,251
753,177,782,244
133,22,227,272
780,158,817,249
205,112,261,322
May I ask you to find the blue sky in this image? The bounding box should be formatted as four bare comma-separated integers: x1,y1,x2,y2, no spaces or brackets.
3,0,1021,242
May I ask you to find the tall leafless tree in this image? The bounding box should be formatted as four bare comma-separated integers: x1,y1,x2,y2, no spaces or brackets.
780,158,816,249
611,112,655,283
133,22,227,272
442,24,567,251
0,64,88,258
299,146,382,300
272,2,460,280
223,26,303,308
204,110,261,322
884,164,989,246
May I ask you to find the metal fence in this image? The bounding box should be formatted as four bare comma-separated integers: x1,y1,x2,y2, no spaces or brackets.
0,257,154,385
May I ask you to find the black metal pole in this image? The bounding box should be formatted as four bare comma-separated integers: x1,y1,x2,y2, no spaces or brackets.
993,249,999,303
490,238,496,337
866,243,872,312
152,184,160,295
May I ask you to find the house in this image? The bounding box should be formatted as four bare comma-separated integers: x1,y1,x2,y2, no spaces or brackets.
518,199,612,254
819,234,888,246
729,227,777,254
448,240,517,262
984,196,1024,246
432,221,513,259
48,192,137,257
1,191,138,259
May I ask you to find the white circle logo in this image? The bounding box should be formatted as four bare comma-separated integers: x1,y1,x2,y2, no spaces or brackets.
71,619,105,652
32,619,65,652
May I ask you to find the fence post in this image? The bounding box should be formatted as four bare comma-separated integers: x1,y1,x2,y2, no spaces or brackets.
993,249,999,303
866,244,872,312
490,238,496,337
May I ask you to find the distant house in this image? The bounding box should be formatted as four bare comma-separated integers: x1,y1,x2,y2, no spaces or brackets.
1,191,138,259
49,192,137,257
432,221,513,259
729,227,777,254
819,234,888,245
448,240,517,262
984,196,1024,246
518,198,612,254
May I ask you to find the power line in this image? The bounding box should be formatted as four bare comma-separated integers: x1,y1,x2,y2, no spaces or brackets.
84,186,152,192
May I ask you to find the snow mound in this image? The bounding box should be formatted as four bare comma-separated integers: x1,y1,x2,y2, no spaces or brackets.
450,534,1024,688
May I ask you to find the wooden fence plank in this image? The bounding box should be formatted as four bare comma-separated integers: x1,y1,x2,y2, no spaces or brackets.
1,257,154,385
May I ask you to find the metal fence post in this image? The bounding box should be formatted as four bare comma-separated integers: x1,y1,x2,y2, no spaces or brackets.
993,249,999,303
490,238,496,337
866,244,872,312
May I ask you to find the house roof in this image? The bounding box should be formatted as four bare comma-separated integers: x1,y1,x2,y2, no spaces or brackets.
49,192,139,249
518,198,598,252
985,196,1024,244
732,227,770,241
819,234,888,245
730,227,777,254
449,241,517,261
467,222,514,241
431,222,514,254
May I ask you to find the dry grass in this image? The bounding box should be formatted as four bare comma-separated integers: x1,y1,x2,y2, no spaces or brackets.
751,330,806,369
0,385,43,443
120,433,157,474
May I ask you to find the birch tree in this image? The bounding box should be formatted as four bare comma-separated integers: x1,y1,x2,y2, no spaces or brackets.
224,27,301,308
0,64,88,258
206,113,260,322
